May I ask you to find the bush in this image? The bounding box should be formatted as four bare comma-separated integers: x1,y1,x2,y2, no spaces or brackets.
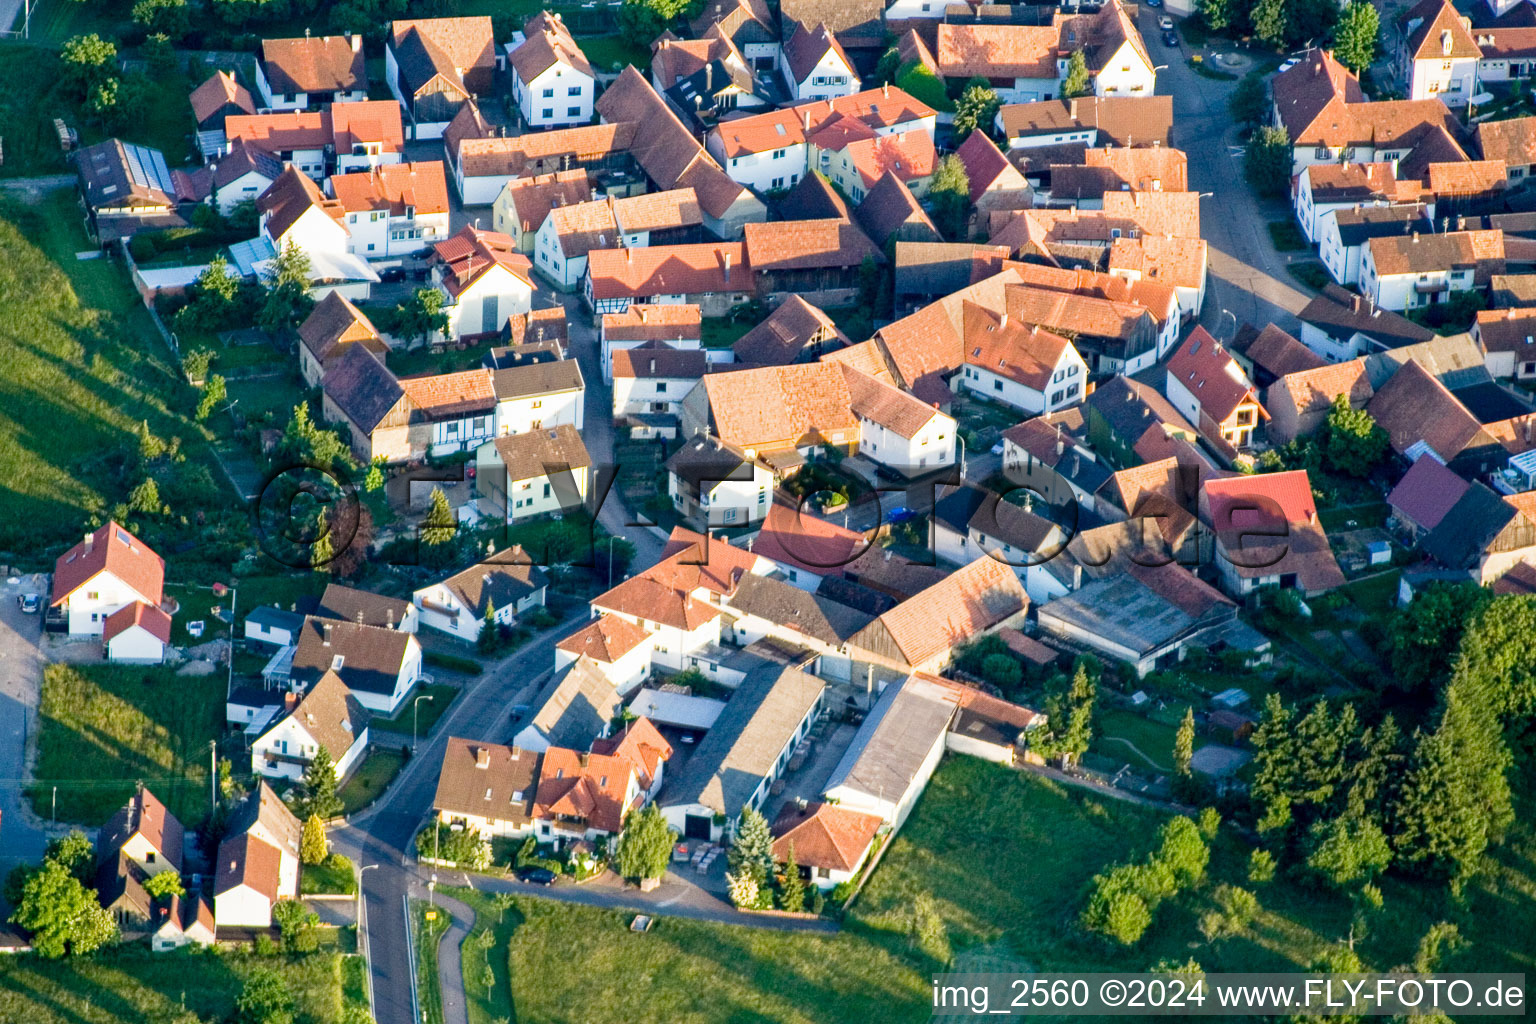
425,651,483,676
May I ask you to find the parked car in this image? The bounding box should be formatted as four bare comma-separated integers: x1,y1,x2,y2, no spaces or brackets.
516,866,557,886
1278,57,1301,72
17,593,40,614
1163,29,1179,46
1158,14,1173,29
989,441,1006,456
378,267,407,283
885,506,918,525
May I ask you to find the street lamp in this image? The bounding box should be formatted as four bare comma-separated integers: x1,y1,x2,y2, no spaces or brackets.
607,534,616,589
1217,308,1237,343
412,694,434,751
429,872,437,908
957,434,968,479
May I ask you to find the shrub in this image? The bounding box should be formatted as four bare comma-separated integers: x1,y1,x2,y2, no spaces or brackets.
425,651,482,675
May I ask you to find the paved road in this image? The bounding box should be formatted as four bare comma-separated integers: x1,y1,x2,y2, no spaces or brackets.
1143,10,1313,337
0,573,54,898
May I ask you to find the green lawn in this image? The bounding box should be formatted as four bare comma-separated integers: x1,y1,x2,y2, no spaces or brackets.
1266,220,1309,252
28,663,223,827
414,900,451,1024
1287,262,1331,292
580,34,651,73
368,682,461,735
302,854,358,896
701,315,754,350
0,943,367,1024
337,748,406,817
0,192,199,558
1091,706,1206,774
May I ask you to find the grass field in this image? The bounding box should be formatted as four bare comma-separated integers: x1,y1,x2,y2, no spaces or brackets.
336,748,406,816
581,34,650,72
0,192,196,558
368,682,461,735
414,900,451,1024
0,944,367,1024
1090,706,1205,773
27,663,223,827
302,854,358,896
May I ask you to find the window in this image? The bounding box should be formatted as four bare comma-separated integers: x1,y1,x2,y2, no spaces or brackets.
542,108,554,119
771,176,785,189
568,86,581,96
1050,389,1064,404
543,87,555,97
567,106,581,117
772,148,785,159
993,380,1003,392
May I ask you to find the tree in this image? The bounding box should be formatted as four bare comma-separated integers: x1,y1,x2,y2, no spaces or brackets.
1251,0,1287,47
1244,126,1292,198
875,46,902,85
1059,662,1096,765
61,34,117,98
1198,0,1232,33
1247,848,1276,884
1306,813,1392,889
952,82,1000,144
44,832,96,884
309,508,334,572
363,459,386,492
778,843,806,912
727,807,775,888
1388,583,1488,699
1411,922,1464,973
273,898,320,953
301,814,329,865
281,402,351,470
260,240,314,333
1061,50,1091,99
476,601,501,654
617,0,686,47
1444,593,1536,722
132,0,190,39
302,747,342,820
1196,807,1221,841
616,803,675,883
725,870,761,910
325,498,373,579
183,348,214,385
9,859,118,958
143,871,185,901
929,154,971,241
237,966,295,1024
393,287,448,344
137,420,167,463
1156,817,1210,889
1320,395,1387,477
196,374,227,423
1081,864,1153,946
1249,693,1297,841
1172,707,1195,797
124,476,161,518
1332,1,1378,72
981,652,1022,691
1229,74,1268,130
177,256,242,331
421,486,457,550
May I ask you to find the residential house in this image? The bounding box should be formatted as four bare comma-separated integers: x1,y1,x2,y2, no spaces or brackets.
778,0,885,58
660,46,781,135
189,70,255,134
1398,0,1482,107
150,893,216,952
1228,323,1325,389
1387,453,1473,538
929,675,1048,765
584,242,751,316
1083,375,1200,468
732,295,848,364
535,188,704,290
932,489,1067,603
748,501,867,590
74,139,206,244
1107,235,1209,320
1163,328,1268,450
446,106,638,205
513,656,622,752
1421,482,1536,584
510,12,596,129
433,225,537,340
588,717,673,800
1362,228,1504,311
411,547,550,642
779,22,860,101
255,33,367,110
48,522,165,637
487,345,585,437
691,0,780,71
613,345,709,422
822,675,953,828
659,660,826,841
319,583,418,632
1366,358,1505,475
996,95,1174,150
289,615,423,714
742,218,880,306
554,615,655,695
705,87,936,195
1477,115,1536,181
103,602,172,664
1297,284,1436,361
491,170,593,251
1318,205,1434,286
244,606,305,648
99,785,183,879
321,350,503,461
1037,564,1249,677
1002,282,1164,375
432,737,540,838
954,130,1034,234
935,23,1064,105
206,138,283,216
250,669,370,782
1265,358,1375,444
1007,260,1183,355
330,162,451,260
1473,305,1536,377
955,302,1088,415
847,555,1029,673
385,17,497,138
1200,470,1347,598
1050,145,1188,207
602,303,703,383
854,171,941,247
666,434,774,527
475,424,593,521
299,291,386,388
257,165,349,260
770,801,882,890
212,783,301,929
1065,0,1158,97
594,67,767,240
809,119,936,204
1000,416,1113,515
223,110,329,179
225,101,406,177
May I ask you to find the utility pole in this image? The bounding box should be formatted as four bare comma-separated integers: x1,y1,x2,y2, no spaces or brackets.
210,740,218,816
226,585,238,703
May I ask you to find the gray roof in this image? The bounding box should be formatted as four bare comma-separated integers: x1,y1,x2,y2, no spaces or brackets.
490,357,584,401
823,676,954,805
322,344,403,433
1038,573,1202,657
1360,332,1487,390
524,656,621,750
661,661,825,816
318,583,411,629
245,605,304,633
725,573,873,646
291,616,415,697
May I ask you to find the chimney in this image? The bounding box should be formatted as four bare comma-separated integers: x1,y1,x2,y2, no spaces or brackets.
882,81,889,98
1072,563,1082,589
386,607,395,627
1412,231,1419,243
322,622,333,644
284,692,299,711
803,109,810,131
625,247,633,263
475,746,491,769
350,32,361,52
1306,509,1316,523
723,251,732,282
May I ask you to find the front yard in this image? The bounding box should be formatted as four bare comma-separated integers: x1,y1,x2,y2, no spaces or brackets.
366,682,461,736
336,748,406,817
28,663,223,827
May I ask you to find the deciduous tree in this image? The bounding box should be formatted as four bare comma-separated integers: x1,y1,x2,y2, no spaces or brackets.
61,34,117,98
616,803,675,883
952,82,1000,143
9,859,118,958
929,154,971,241
1305,813,1392,888
195,374,227,423
393,287,449,344
1321,395,1387,477
143,870,185,900
236,966,295,1024
1251,0,1287,47
1244,125,1292,198
1229,74,1268,130
1333,2,1379,72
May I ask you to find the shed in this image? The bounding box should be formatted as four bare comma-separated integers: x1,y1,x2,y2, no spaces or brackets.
1210,687,1250,710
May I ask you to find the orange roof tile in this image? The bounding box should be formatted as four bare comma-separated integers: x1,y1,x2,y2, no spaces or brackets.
52,522,165,608
330,161,448,216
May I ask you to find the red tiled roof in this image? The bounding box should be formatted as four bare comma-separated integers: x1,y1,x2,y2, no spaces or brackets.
586,243,748,300
1387,454,1471,532
771,800,882,872
258,165,346,242
961,301,1073,391
1166,327,1264,424
935,22,1060,79
330,161,448,217
435,225,535,297
534,747,637,834
52,521,165,608
1203,469,1317,528
225,110,330,152
591,717,673,790
710,87,934,158
750,502,867,577
102,601,172,646
509,11,594,83
260,34,366,96
556,614,653,662
856,554,1027,667
190,70,254,126
602,303,703,342
328,100,406,154
397,367,497,418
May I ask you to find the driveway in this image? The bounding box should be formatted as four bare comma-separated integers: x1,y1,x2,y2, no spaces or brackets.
1142,8,1314,336
0,573,52,896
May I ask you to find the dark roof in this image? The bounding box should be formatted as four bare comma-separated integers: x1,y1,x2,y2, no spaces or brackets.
779,0,885,47
490,357,584,400
267,669,369,760
855,170,941,247
210,137,285,190
1331,204,1434,247
1421,483,1525,570
726,572,874,645
322,345,403,432
523,656,622,750
437,546,550,617
1387,454,1471,531
246,605,305,633
1298,284,1435,349
432,737,539,825
732,295,849,365
1085,374,1196,448
318,583,412,628
774,172,851,222
492,424,592,483
260,34,366,96
894,241,1012,298
291,615,416,696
